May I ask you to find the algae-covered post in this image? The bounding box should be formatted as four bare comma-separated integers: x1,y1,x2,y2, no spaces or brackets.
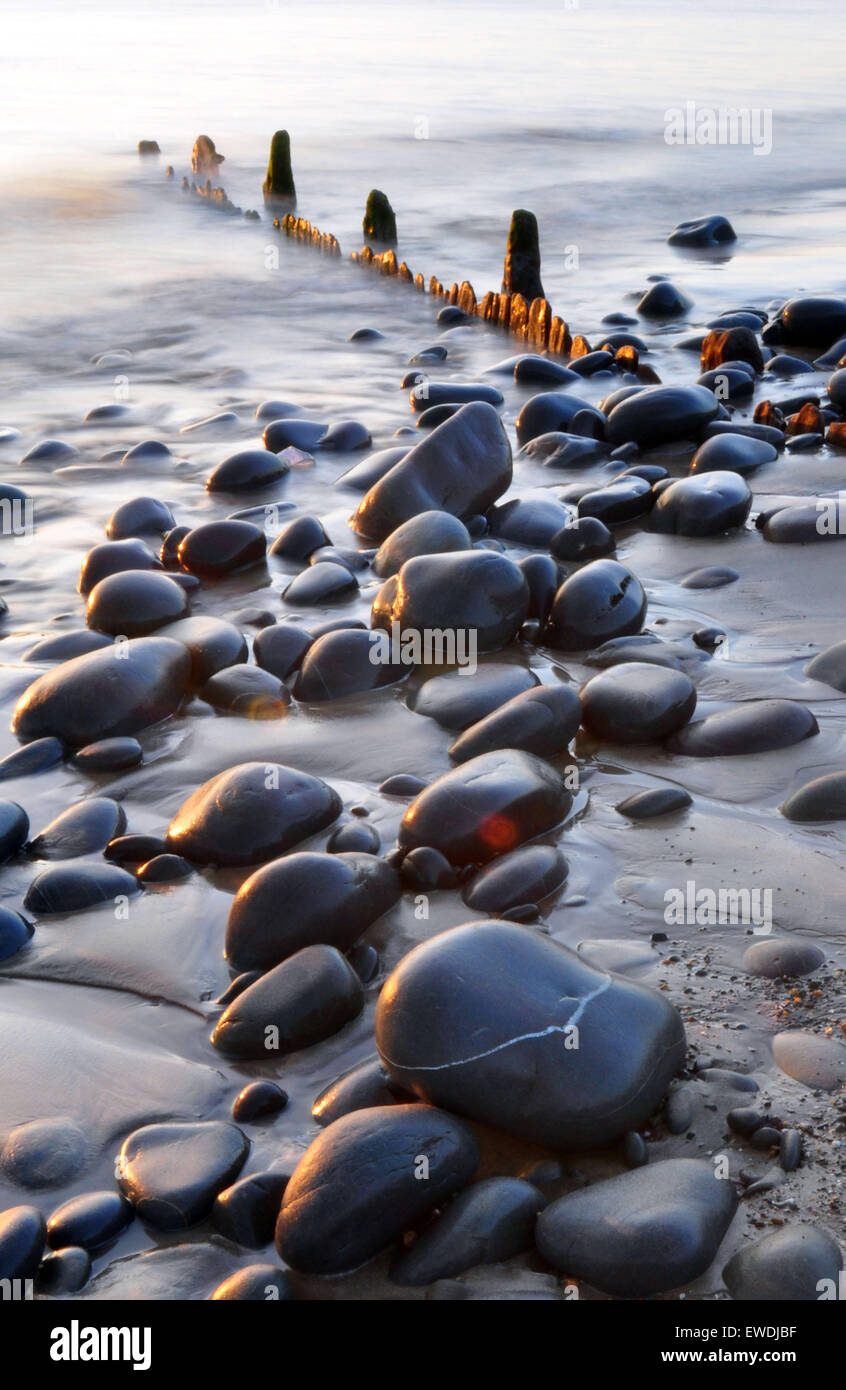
362,190,397,247
502,208,545,302
263,130,297,208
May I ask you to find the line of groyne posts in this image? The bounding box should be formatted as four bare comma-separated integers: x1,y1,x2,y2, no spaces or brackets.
147,128,596,362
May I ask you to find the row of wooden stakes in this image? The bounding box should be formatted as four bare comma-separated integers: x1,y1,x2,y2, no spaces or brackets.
272,214,574,359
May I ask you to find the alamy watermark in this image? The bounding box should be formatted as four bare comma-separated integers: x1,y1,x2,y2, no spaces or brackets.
369,622,478,675
664,879,772,933
664,103,772,157
0,496,34,544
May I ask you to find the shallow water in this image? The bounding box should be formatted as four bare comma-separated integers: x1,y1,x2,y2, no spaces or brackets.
0,0,845,1301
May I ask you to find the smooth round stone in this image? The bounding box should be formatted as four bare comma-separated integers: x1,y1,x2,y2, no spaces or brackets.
772,1031,846,1090
0,800,28,862
514,392,603,447
782,771,846,822
743,939,824,979
623,1131,648,1167
513,355,579,385
376,921,686,1149
549,515,615,562
72,737,143,772
226,850,400,972
327,821,380,854
412,665,537,731
178,520,266,577
0,738,64,780
523,431,608,468
20,439,78,465
515,554,556,626
681,566,739,590
268,514,329,562
0,906,33,962
766,354,813,377
320,420,371,452
462,844,568,914
546,559,646,652
580,662,696,744
391,1177,544,1286
309,545,369,573
637,282,691,317
668,215,736,248
410,381,503,412
448,683,583,763
212,1171,289,1249
211,944,363,1059
397,750,571,867
255,399,300,422
337,446,408,493
232,1080,288,1123
23,862,139,915
536,1159,736,1297
86,571,188,638
372,551,529,654
828,367,846,409
667,699,818,757
723,1225,842,1301
577,477,652,527
78,538,159,596
263,418,326,452
253,622,312,679
762,503,845,544
606,385,717,448
47,1191,134,1251
200,665,290,718
650,471,752,537
2,1117,88,1189
805,640,846,692
117,1122,249,1231
399,846,456,891
207,448,289,492
690,434,777,475
137,853,192,884
12,637,191,747
312,1057,399,1127
616,787,692,819
104,832,168,864
379,774,426,797
283,561,358,606
36,1246,91,1294
0,1206,46,1279
353,403,511,542
697,366,755,402
121,439,172,464
293,628,405,701
160,525,190,567
210,1264,293,1301
488,496,575,547
29,797,126,858
726,1107,763,1136
156,616,246,687
762,296,846,349
25,629,113,663
275,1105,479,1275
106,497,175,541
702,419,785,449
167,762,341,867
372,511,471,577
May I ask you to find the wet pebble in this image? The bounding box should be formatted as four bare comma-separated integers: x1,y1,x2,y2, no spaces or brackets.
650,471,752,536
372,550,529,654
12,637,191,746
166,762,340,866
0,906,33,962
47,1191,134,1251
376,920,685,1148
275,1104,479,1275
178,520,266,577
212,1171,289,1249
616,787,692,818
283,560,358,605
206,448,289,491
78,538,159,595
391,1177,544,1286
412,664,537,731
253,621,312,679
268,514,330,561
232,1081,288,1124
606,385,717,448
72,737,143,772
200,664,291,718
462,844,568,915
293,628,405,701
28,797,126,858
667,699,817,757
225,850,400,972
312,1057,400,1127
742,938,824,978
23,862,140,914
35,1246,90,1294
117,1121,249,1231
536,1159,737,1297
210,944,364,1058
448,683,582,762
2,1117,88,1189
397,750,572,866
546,559,646,651
159,615,247,685
0,1205,45,1279
772,1030,846,1090
722,1225,842,1300
781,771,846,821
